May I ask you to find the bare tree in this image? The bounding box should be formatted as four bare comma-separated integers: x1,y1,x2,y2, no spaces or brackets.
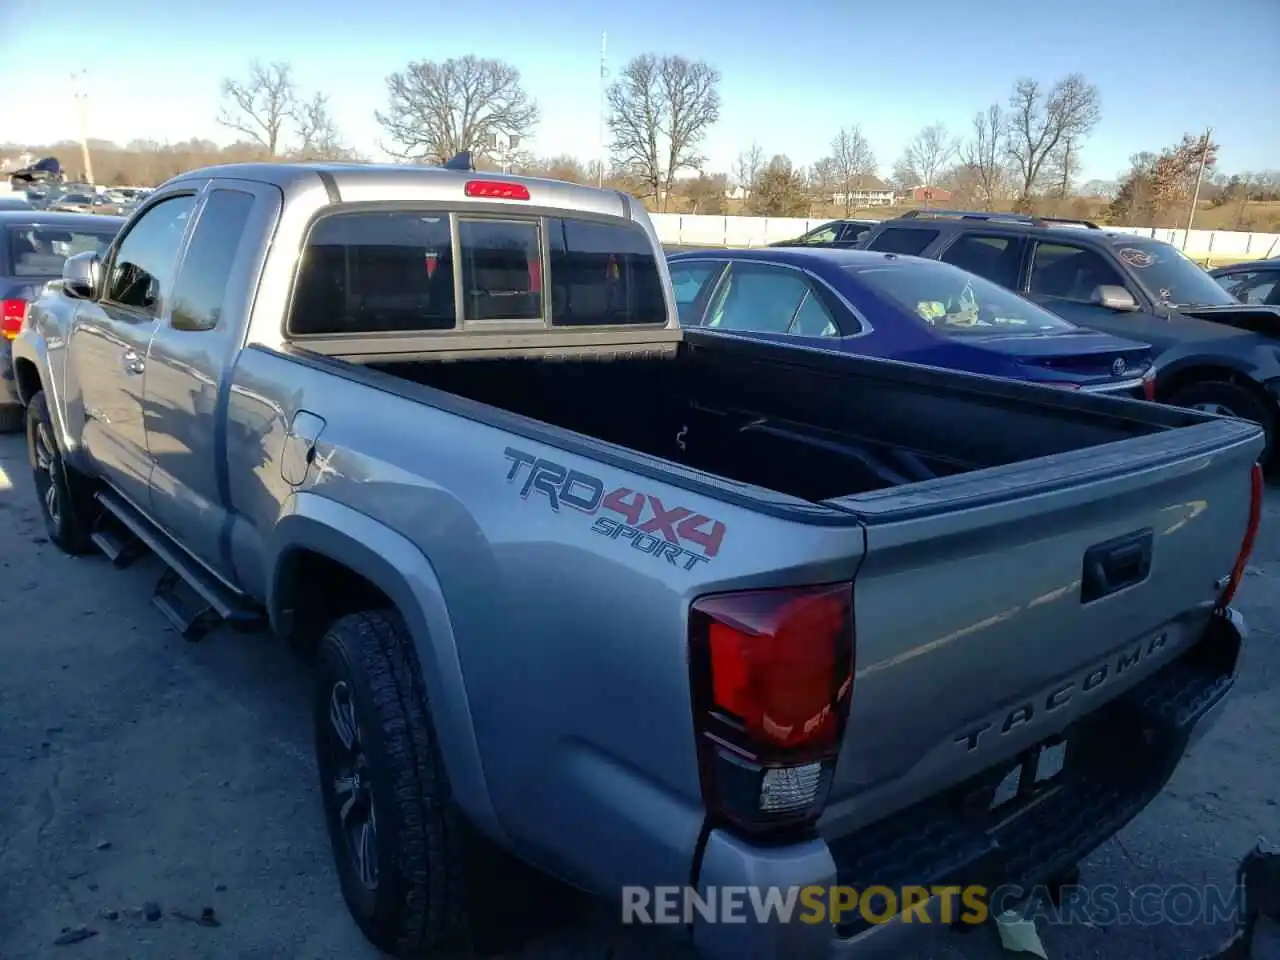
217,60,296,156
292,93,350,160
1006,73,1101,210
828,126,877,215
375,55,539,164
902,123,958,204
732,141,764,201
958,105,1006,210
889,156,921,192
1045,135,1083,213
607,54,721,212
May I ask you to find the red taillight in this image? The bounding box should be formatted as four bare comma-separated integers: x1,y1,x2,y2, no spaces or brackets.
690,583,854,837
1217,463,1264,609
1,298,28,340
464,180,531,200
1142,368,1157,401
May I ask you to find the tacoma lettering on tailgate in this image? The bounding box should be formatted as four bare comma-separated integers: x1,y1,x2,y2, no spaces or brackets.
504,447,726,570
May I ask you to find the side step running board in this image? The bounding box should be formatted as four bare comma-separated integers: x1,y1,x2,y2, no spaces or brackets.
93,491,263,641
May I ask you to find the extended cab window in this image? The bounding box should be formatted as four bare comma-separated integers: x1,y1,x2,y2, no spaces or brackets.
169,189,255,332
290,212,456,335
103,194,196,315
546,217,665,326
865,227,938,256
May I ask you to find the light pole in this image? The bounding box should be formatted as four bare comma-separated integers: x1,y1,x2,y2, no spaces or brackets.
70,70,95,186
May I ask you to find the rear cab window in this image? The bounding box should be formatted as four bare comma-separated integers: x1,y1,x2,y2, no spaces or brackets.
864,226,940,256
288,209,667,337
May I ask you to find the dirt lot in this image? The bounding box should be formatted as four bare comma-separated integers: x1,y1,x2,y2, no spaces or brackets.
0,431,1277,960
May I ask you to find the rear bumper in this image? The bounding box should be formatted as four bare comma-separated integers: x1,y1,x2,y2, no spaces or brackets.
690,608,1246,960
1081,376,1149,399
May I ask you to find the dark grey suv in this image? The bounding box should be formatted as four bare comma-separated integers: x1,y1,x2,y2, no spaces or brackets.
858,210,1280,465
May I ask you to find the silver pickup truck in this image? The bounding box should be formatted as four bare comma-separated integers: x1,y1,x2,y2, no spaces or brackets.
10,162,1265,960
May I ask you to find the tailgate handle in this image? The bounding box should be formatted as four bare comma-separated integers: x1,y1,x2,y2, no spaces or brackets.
1081,528,1153,603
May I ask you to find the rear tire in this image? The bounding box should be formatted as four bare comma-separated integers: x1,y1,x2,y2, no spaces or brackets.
26,391,97,554
1167,380,1276,466
313,609,467,958
0,403,23,434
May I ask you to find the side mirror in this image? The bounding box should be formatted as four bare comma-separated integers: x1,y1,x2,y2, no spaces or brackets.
62,251,101,300
1094,284,1139,312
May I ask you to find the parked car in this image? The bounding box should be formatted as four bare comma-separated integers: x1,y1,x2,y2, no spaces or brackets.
13,163,1262,960
858,210,1280,463
1210,258,1280,306
48,191,104,214
667,247,1156,396
0,210,124,431
771,218,879,249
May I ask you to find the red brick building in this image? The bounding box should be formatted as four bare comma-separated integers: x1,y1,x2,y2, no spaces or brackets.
904,185,953,204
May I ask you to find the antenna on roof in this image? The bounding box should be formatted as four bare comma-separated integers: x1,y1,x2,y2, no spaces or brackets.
443,151,476,172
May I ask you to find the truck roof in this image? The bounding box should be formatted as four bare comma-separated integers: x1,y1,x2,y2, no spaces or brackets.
165,161,634,221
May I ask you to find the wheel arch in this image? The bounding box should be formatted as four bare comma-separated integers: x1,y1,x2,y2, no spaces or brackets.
1155,357,1266,403
269,492,507,845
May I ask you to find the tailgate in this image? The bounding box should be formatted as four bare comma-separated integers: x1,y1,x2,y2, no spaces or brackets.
818,416,1262,830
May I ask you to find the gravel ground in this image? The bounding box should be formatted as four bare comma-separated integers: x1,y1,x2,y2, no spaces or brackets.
0,432,1276,960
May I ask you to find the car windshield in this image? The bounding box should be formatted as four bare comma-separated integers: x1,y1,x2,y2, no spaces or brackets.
1112,239,1236,308
7,224,118,277
852,259,1079,337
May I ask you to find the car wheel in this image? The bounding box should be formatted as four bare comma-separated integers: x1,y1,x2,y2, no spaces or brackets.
26,391,97,554
1167,380,1276,466
314,609,466,958
0,403,24,434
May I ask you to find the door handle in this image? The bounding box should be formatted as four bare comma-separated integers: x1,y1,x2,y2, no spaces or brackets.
1081,528,1153,603
121,349,145,375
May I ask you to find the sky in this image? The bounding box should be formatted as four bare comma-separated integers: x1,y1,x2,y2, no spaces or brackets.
1,0,1277,184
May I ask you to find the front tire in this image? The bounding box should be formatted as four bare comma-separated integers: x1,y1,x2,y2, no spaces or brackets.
313,609,466,957
1167,380,1276,466
26,391,96,554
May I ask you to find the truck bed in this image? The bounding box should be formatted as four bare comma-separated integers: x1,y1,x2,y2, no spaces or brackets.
365,328,1219,507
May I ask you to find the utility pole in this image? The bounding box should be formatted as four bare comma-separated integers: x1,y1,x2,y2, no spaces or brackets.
70,70,95,186
1182,126,1212,248
598,32,607,188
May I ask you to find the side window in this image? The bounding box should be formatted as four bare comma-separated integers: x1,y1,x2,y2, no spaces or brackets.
289,211,456,336
939,234,1025,289
791,290,839,337
1029,243,1127,301
169,189,256,332
459,218,541,322
705,263,809,334
800,224,839,245
546,217,665,326
1220,270,1280,305
103,194,197,315
865,227,939,256
668,261,723,326
838,223,871,246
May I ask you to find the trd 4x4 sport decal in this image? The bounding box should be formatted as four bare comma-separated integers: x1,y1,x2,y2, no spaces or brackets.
504,447,726,570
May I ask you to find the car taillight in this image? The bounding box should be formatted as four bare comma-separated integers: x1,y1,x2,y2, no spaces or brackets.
689,583,854,838
1217,463,1264,610
1142,368,1157,401
464,180,531,200
1,298,28,340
